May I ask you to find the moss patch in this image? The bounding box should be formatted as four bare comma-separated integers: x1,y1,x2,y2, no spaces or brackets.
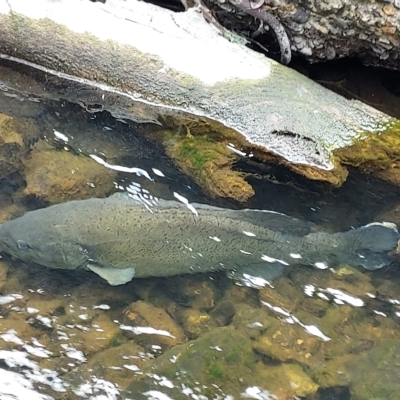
209,363,224,378
335,120,400,172
158,127,255,202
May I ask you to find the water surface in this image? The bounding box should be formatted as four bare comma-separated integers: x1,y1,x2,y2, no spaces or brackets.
0,60,399,400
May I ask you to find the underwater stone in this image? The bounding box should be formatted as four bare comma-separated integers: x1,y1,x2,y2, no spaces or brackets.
23,141,116,204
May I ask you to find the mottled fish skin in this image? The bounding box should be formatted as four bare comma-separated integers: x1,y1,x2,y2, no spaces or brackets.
0,193,398,284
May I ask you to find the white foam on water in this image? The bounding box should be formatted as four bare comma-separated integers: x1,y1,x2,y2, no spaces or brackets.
0,350,66,394
23,345,52,358
60,344,87,363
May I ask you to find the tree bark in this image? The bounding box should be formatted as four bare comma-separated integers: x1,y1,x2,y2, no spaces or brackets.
210,0,400,68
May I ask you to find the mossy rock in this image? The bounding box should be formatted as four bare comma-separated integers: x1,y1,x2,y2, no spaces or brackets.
148,127,255,202
335,120,400,187
126,326,259,398
310,329,400,391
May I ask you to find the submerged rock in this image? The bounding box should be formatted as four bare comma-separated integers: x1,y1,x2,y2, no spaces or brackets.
0,261,8,291
347,339,400,400
122,300,186,349
23,141,116,204
175,308,217,339
124,324,320,399
253,317,325,368
79,314,120,354
232,303,273,339
310,337,400,399
0,113,26,180
152,130,255,201
82,341,147,388
254,362,319,398
209,300,236,327
290,261,376,297
125,326,259,398
162,275,219,311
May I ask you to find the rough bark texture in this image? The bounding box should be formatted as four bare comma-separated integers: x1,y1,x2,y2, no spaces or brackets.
209,0,400,68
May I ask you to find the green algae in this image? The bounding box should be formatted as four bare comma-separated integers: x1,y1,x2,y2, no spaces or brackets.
128,326,258,396
335,119,400,171
209,363,224,378
348,339,400,400
159,129,255,201
176,136,221,173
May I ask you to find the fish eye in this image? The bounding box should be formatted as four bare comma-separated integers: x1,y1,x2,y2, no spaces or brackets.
17,241,30,250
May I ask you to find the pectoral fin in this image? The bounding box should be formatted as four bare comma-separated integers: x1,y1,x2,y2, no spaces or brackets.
87,264,135,286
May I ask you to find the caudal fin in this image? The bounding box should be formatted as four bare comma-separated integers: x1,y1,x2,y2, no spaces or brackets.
342,222,400,270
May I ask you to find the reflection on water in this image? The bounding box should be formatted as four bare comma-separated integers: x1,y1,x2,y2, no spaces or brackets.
0,64,399,400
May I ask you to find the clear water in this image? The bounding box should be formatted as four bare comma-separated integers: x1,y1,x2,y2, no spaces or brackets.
0,59,399,400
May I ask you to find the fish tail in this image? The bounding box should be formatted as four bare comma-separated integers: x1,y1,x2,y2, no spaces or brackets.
340,222,400,270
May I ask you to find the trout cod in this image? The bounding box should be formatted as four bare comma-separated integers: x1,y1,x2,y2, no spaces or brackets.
0,193,398,286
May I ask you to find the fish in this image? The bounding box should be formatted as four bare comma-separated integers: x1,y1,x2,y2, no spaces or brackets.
0,192,398,286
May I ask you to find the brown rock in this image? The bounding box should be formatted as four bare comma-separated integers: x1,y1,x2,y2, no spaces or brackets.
255,363,319,398
381,26,397,35
224,284,260,308
164,275,218,311
23,141,116,204
176,308,217,339
122,300,186,349
259,277,304,312
0,260,9,291
253,323,324,368
0,113,25,179
209,300,236,326
80,313,120,354
84,341,147,388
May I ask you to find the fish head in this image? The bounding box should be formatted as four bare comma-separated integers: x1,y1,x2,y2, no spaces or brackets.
0,211,88,270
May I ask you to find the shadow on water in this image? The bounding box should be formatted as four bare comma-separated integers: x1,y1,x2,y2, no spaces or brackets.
243,162,400,230
0,59,398,400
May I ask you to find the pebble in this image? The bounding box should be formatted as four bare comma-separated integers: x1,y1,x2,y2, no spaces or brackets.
383,4,396,15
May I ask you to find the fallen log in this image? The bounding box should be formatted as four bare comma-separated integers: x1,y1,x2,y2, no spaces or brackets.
0,0,399,199
207,0,400,69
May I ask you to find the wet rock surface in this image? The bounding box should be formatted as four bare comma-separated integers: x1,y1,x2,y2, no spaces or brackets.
122,300,187,349
0,114,27,180
23,141,117,204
